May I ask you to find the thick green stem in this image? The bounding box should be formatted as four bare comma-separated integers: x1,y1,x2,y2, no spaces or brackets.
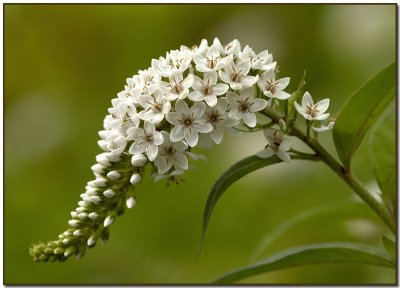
262,108,396,233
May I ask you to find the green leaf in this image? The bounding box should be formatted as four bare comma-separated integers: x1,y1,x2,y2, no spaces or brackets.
333,63,395,170
213,243,395,283
382,236,396,259
197,154,317,259
369,101,396,212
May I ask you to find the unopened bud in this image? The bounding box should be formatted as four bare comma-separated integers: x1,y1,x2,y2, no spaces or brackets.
131,154,147,167
130,173,141,185
126,197,136,209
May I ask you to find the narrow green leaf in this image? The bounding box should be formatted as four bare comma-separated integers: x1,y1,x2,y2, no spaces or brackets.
369,101,396,212
198,154,317,259
382,236,396,259
214,243,395,283
333,63,395,169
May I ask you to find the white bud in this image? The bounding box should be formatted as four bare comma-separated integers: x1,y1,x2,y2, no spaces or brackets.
103,189,115,198
91,164,104,174
98,130,108,139
64,247,75,257
63,231,72,236
73,230,82,237
68,220,80,227
106,152,121,162
80,193,88,199
86,189,98,196
92,178,107,188
104,216,114,227
63,238,71,245
78,201,89,207
76,207,86,213
97,140,109,151
88,212,99,220
96,154,111,167
87,236,96,247
126,197,136,209
88,195,102,204
107,171,121,180
130,173,141,185
131,154,147,167
70,211,78,218
78,213,88,220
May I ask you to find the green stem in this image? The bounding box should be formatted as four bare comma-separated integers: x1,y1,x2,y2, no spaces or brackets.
262,108,396,233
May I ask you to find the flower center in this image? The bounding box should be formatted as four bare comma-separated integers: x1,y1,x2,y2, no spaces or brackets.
166,146,176,156
202,85,212,95
144,134,154,144
239,102,250,112
306,104,319,118
207,56,219,69
183,118,193,127
265,81,277,94
231,68,243,83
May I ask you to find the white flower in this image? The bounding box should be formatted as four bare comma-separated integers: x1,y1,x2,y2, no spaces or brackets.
213,38,241,56
294,92,330,121
239,45,276,71
157,49,192,77
313,121,335,132
139,88,171,123
159,71,194,101
154,131,188,174
188,71,229,107
105,132,127,155
218,56,258,90
227,87,267,127
193,45,226,73
256,128,292,162
153,169,184,183
204,98,239,144
257,70,291,100
166,100,213,147
117,75,142,104
127,121,164,161
138,68,161,95
180,39,208,56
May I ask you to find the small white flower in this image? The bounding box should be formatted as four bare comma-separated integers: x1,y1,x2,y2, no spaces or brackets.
154,131,188,174
294,92,330,121
166,100,213,147
213,38,241,56
157,49,192,77
188,71,229,107
257,70,291,100
256,128,292,162
218,56,258,90
180,39,208,56
193,45,226,73
159,71,194,101
138,67,161,95
239,45,276,71
105,132,127,155
117,75,142,104
127,121,164,161
313,121,335,132
227,87,267,127
204,98,239,144
107,101,140,133
139,88,171,124
153,169,184,182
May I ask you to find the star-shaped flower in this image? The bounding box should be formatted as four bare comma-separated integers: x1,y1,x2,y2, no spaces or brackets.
159,71,194,101
166,100,213,147
257,70,291,100
294,92,330,121
218,56,258,90
193,45,226,73
213,38,241,56
227,87,267,127
239,45,276,71
188,71,229,107
256,128,292,162
154,131,189,174
156,49,192,77
139,88,171,124
203,98,239,144
127,121,164,161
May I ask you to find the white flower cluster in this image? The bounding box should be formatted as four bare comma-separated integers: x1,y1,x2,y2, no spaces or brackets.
99,38,290,179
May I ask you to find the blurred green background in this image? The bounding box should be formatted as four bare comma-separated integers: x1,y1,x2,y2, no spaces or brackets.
5,4,396,284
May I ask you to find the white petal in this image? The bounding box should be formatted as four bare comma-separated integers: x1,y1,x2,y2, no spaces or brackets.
250,99,267,112
276,77,290,90
191,102,206,119
229,108,242,120
166,112,181,126
146,144,158,161
144,121,155,134
237,60,251,75
275,91,291,100
174,153,189,170
277,149,291,162
175,99,190,115
153,131,164,145
256,146,275,159
280,138,293,151
191,75,203,91
315,113,330,121
294,101,306,115
129,141,146,154
315,98,330,114
243,112,257,127
302,91,314,108
184,129,199,147
210,127,224,144
188,90,205,102
170,125,184,142
182,75,194,90
205,95,218,107
218,70,232,85
212,83,229,96
216,97,228,112
204,71,218,85
241,75,258,87
196,122,213,133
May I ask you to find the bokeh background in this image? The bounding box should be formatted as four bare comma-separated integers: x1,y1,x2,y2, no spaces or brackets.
4,4,396,284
